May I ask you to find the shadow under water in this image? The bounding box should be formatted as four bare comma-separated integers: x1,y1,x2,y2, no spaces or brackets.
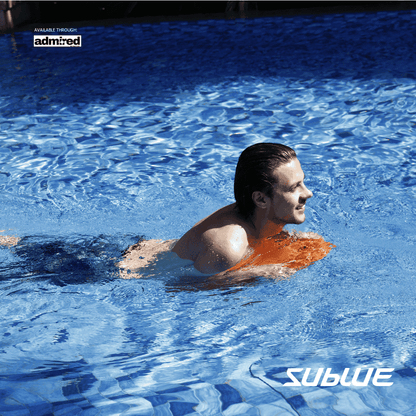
0,234,143,286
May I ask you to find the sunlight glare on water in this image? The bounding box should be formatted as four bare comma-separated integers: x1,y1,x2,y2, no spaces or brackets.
1,9,416,415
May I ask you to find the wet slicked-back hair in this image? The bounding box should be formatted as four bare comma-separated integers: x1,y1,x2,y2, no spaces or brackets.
234,143,297,218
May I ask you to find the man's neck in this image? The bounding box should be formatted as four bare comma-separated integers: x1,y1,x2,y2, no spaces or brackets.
247,210,285,240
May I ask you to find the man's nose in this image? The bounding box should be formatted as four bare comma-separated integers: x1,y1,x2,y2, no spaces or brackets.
302,185,313,200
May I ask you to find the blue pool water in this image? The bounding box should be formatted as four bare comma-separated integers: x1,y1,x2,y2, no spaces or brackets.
1,9,416,415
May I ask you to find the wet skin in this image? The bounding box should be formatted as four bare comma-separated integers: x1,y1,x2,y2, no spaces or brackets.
172,158,314,274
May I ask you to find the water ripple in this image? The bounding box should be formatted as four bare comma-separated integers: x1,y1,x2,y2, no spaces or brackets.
1,11,416,408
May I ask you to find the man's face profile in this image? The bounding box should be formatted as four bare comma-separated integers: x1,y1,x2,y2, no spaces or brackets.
268,158,313,225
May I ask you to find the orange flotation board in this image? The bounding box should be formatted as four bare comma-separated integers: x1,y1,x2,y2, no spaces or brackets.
228,232,335,272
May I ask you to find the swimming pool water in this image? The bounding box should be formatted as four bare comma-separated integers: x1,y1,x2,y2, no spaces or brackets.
1,9,416,416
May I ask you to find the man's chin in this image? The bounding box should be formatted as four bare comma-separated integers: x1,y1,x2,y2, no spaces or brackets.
295,213,306,224
288,218,305,225
272,214,305,225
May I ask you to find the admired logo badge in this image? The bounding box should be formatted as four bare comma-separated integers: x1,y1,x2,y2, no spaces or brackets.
283,368,394,387
33,35,82,47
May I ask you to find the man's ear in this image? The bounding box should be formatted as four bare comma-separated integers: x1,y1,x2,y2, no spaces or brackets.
252,191,269,209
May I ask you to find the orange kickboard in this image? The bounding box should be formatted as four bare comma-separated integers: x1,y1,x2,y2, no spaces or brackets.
229,234,336,271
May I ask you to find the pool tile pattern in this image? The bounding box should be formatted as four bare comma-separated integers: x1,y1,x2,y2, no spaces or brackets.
2,364,416,415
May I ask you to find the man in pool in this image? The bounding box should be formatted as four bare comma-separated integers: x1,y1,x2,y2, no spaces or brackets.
1,143,333,280
120,143,335,279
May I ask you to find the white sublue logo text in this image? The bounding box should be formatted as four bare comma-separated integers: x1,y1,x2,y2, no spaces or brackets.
283,368,394,387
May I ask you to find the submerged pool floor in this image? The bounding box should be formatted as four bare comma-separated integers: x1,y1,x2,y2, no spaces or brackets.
2,363,416,415
1,8,416,416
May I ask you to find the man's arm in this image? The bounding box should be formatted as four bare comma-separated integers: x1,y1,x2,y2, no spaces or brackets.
213,263,296,282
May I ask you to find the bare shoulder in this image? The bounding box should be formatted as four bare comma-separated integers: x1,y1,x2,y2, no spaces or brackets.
173,203,246,258
202,223,248,252
194,224,249,274
172,203,251,274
